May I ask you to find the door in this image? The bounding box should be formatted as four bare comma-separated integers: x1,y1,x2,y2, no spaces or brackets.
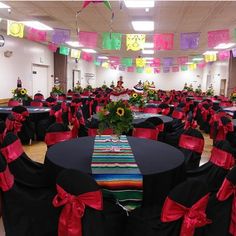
73,70,81,90
220,79,226,96
32,65,48,97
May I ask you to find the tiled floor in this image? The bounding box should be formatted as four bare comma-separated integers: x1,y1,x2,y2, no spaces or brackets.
0,132,213,234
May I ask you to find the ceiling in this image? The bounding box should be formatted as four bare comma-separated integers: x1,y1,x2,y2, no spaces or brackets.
1,1,236,61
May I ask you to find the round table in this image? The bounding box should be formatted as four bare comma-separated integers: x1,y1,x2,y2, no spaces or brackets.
45,136,185,206
92,112,173,125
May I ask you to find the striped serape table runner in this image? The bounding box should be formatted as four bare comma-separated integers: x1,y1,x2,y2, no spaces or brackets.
91,135,143,211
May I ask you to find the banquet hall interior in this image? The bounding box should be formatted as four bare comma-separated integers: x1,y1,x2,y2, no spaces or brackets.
1,0,236,235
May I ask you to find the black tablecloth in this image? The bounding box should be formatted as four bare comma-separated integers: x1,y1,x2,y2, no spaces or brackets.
92,113,173,125
45,136,185,206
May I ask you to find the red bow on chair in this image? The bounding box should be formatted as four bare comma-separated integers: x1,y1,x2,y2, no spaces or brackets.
50,109,63,123
216,119,234,141
217,178,236,235
184,120,198,130
161,194,211,236
53,185,103,236
1,139,24,163
209,147,235,170
86,100,94,118
0,166,14,191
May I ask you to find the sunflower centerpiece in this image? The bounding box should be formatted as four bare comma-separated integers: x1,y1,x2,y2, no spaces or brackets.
129,92,145,108
230,88,236,104
11,87,29,102
98,100,133,138
146,90,159,102
206,84,214,97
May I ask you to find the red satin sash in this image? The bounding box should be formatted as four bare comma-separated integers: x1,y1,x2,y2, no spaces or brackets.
162,108,170,115
184,120,197,130
5,118,22,134
156,123,164,132
53,185,103,236
209,147,235,170
179,134,204,153
1,139,24,163
217,178,236,235
50,109,63,123
45,131,72,146
0,166,14,191
143,108,158,114
133,128,159,141
216,120,234,141
172,110,185,120
161,194,211,236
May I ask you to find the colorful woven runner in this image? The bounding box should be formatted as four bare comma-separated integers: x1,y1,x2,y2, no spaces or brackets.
91,135,143,211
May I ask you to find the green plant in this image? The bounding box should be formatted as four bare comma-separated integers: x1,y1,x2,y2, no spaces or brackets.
98,100,133,136
129,92,145,107
147,90,159,101
195,85,202,95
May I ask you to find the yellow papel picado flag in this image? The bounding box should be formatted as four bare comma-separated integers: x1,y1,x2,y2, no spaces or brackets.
7,20,25,38
71,49,81,59
136,58,146,67
204,53,217,62
126,34,146,51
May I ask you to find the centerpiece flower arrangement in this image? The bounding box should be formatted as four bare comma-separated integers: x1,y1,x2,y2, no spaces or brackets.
129,92,145,107
183,83,188,91
206,84,214,96
230,88,236,102
98,100,133,137
195,84,202,95
187,83,193,92
51,85,63,95
74,81,83,93
146,90,159,102
11,88,29,101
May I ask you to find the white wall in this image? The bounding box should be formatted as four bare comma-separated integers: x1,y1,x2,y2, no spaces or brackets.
67,58,96,90
202,61,229,95
0,33,54,99
95,66,203,91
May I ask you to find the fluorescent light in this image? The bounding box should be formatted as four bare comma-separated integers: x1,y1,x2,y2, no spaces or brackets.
186,62,194,65
21,21,53,31
144,42,154,48
214,43,235,50
132,21,154,32
203,51,218,55
66,41,83,48
0,2,10,8
124,1,154,8
142,49,154,54
82,48,97,53
192,57,204,62
143,57,154,60
98,56,108,60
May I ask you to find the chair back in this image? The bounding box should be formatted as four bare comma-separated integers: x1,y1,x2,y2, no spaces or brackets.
45,123,72,147
34,93,44,101
161,179,210,236
53,169,103,236
132,121,159,140
30,100,43,107
8,100,20,107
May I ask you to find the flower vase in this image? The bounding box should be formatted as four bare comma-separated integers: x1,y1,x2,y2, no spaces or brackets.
18,98,23,105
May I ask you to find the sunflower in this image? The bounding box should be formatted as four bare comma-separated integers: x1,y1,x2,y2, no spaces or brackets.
132,93,138,98
20,89,27,95
116,107,125,117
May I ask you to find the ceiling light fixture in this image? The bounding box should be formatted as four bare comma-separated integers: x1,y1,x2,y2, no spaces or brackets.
192,57,204,62
214,43,235,50
143,42,154,48
143,57,154,60
124,1,154,8
98,56,108,59
82,48,97,53
21,21,53,31
203,51,218,55
132,20,154,32
185,62,195,65
66,41,83,48
0,2,10,8
142,49,154,54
